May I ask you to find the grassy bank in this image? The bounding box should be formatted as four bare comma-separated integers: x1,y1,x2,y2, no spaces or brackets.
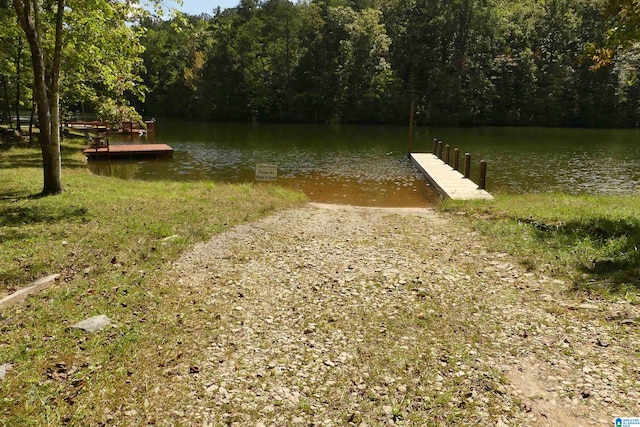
0,139,306,424
2,136,639,424
442,193,640,300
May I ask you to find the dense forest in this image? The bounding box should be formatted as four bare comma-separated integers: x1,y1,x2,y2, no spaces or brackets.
135,0,640,127
1,0,639,128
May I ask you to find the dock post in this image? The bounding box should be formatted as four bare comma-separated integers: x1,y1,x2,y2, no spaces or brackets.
453,148,460,171
479,160,487,190
432,138,438,155
408,99,416,154
464,153,471,178
444,145,450,165
145,120,156,134
437,141,443,159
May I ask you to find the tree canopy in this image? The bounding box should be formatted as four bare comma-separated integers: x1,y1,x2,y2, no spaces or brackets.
138,0,640,127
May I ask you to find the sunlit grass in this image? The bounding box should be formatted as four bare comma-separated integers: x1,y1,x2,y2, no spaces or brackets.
442,193,640,297
4,136,640,424
0,138,306,424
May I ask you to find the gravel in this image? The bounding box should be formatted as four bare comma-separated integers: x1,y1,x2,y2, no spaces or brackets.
136,203,640,426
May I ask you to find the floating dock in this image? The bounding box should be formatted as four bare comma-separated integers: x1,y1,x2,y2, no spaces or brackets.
84,144,173,160
410,153,493,200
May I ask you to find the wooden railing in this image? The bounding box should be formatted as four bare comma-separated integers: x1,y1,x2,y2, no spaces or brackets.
432,138,488,190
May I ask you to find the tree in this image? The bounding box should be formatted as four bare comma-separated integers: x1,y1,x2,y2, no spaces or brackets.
333,7,397,122
605,0,640,48
198,10,252,120
600,0,640,124
140,14,209,118
0,6,23,128
12,0,65,194
61,1,147,123
133,0,640,127
384,0,497,125
11,0,149,195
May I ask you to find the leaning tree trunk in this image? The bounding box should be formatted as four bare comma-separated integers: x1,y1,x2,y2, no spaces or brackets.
12,0,64,195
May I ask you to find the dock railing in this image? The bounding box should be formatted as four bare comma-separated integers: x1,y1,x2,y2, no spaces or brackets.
66,121,108,132
431,138,488,190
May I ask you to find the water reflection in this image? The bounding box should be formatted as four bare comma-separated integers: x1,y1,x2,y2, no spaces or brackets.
88,122,438,207
87,122,640,205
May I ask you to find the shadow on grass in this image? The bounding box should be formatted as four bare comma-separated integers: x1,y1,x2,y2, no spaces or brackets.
527,217,640,292
0,204,89,227
0,151,44,169
1,140,87,170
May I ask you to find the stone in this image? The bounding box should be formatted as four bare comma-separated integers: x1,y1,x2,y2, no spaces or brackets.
0,363,12,380
70,315,113,332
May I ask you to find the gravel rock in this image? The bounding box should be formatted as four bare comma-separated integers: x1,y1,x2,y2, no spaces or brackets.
135,204,639,426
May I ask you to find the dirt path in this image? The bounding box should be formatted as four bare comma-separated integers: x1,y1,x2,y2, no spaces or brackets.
133,203,639,426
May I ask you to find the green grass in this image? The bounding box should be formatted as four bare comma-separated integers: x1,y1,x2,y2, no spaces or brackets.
0,138,306,425
3,136,640,424
441,193,640,298
0,139,305,292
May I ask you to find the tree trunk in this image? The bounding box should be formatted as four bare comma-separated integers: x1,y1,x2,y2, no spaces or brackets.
15,36,22,132
29,99,35,146
13,0,64,195
1,76,13,128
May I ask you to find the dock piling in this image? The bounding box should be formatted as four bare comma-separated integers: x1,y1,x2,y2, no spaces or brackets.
437,141,443,159
464,153,471,179
408,99,416,154
453,148,460,171
479,160,487,190
444,144,450,165
432,138,438,155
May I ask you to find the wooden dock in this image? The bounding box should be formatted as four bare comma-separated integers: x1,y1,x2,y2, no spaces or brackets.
84,144,173,160
410,153,493,200
67,120,156,134
67,121,108,131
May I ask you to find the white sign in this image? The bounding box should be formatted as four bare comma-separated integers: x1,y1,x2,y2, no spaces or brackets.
255,163,278,181
616,418,640,427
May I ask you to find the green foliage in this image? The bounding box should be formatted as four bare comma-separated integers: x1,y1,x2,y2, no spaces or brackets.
0,10,31,128
94,98,143,126
60,0,148,116
7,0,640,127
605,0,640,48
136,0,640,126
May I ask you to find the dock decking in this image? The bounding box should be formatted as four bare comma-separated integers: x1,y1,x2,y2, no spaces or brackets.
410,153,493,200
83,144,173,160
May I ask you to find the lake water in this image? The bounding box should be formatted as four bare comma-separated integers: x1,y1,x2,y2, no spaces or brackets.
88,121,640,207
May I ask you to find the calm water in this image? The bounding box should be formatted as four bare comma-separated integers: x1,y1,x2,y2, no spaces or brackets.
88,121,640,207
